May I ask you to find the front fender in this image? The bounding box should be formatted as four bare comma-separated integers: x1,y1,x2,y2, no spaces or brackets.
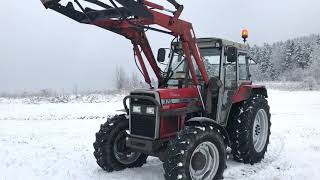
185,117,230,146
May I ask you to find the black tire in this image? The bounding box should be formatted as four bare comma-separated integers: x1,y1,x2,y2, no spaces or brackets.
227,94,271,164
163,124,226,180
93,114,148,172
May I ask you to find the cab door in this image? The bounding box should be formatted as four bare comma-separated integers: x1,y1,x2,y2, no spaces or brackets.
217,50,251,125
216,47,240,126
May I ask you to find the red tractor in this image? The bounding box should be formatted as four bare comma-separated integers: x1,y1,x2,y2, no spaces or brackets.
40,0,271,179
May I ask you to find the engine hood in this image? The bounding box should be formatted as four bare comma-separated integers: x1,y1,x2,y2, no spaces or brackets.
131,87,201,111
132,87,200,99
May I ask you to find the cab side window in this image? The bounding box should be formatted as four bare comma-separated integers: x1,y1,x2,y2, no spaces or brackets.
224,61,237,89
238,55,248,80
204,55,220,78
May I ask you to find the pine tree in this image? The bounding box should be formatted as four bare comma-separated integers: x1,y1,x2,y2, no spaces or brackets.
310,44,320,84
301,42,312,69
270,42,285,80
284,40,295,71
316,35,320,45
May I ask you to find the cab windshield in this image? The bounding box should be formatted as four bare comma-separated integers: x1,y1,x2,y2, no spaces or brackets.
165,47,221,86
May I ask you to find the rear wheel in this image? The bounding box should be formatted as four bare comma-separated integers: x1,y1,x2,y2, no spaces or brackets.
93,114,148,172
163,125,226,180
227,95,271,164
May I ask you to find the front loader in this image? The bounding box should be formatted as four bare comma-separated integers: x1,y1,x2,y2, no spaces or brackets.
40,0,271,179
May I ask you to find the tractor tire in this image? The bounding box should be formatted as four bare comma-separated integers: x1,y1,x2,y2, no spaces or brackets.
163,125,226,180
227,94,271,165
93,114,148,172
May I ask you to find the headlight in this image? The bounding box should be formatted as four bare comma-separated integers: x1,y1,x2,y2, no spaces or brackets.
132,106,141,113
146,107,155,115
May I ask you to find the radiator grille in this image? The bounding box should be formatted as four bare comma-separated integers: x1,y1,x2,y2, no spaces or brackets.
131,114,156,138
129,92,158,139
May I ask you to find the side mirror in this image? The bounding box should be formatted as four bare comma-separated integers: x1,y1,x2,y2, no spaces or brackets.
226,47,237,63
157,48,166,63
249,58,257,65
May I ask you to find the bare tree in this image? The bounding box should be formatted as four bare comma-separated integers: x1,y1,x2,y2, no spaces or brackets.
73,84,79,97
130,72,140,89
40,89,51,97
115,66,127,90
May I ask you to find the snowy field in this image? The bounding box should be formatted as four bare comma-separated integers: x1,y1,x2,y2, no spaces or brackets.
1,90,320,180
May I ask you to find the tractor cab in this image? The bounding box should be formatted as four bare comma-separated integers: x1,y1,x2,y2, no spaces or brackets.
161,38,250,87
158,38,252,125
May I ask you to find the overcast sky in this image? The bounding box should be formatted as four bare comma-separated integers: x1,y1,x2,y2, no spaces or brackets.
1,0,320,93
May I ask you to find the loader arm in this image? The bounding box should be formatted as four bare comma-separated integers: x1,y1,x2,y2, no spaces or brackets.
40,0,209,87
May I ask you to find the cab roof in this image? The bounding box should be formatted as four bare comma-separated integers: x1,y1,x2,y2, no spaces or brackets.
172,37,248,52
196,37,248,51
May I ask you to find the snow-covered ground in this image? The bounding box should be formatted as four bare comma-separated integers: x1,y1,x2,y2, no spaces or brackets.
0,94,124,121
0,90,320,180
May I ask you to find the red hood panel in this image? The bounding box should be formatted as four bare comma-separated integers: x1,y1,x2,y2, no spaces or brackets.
157,87,199,99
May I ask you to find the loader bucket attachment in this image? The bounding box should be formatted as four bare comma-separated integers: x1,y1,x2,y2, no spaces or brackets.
40,0,153,21
113,0,153,19
40,0,60,9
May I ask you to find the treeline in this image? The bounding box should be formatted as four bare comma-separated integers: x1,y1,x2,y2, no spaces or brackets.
0,88,121,99
249,34,320,86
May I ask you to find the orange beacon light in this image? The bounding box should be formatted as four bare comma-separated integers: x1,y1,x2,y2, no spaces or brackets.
242,28,249,43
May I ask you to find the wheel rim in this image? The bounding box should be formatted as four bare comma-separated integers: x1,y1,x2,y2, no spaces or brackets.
252,109,269,153
113,130,141,165
189,141,220,180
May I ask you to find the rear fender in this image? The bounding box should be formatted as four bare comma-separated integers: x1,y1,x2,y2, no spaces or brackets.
185,117,230,146
231,85,268,104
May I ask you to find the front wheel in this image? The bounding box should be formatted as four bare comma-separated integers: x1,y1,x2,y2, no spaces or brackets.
93,114,148,172
163,125,226,180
